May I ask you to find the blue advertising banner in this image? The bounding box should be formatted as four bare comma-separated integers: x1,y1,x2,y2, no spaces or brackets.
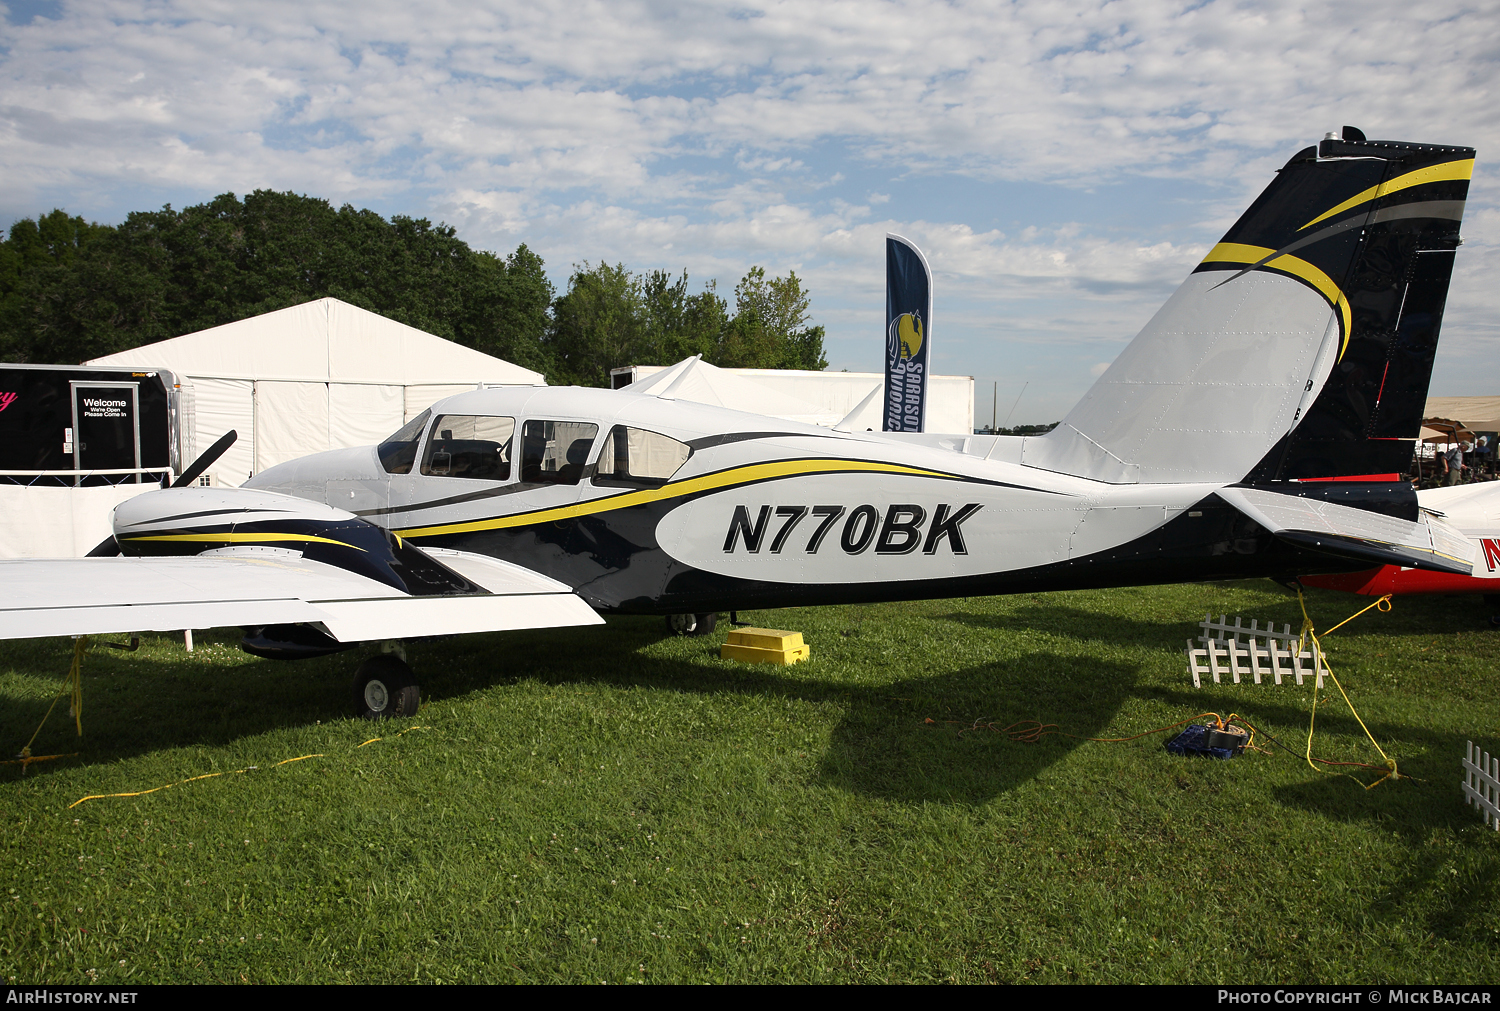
883,233,933,432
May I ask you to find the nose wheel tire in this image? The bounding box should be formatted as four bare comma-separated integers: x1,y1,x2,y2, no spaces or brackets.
665,612,718,637
352,654,420,720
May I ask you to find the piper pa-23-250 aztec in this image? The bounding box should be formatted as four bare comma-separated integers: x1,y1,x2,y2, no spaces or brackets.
0,127,1478,719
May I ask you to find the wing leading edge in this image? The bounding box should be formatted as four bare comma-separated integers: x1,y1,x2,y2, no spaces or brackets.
0,548,602,643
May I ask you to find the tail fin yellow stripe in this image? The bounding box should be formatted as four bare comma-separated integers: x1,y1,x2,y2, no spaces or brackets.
1299,158,1473,231
1201,242,1352,358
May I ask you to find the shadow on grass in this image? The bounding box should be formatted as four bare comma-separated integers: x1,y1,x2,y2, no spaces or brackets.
4,601,1495,814
0,629,361,777
813,650,1141,805
1141,681,1500,942
939,603,1206,645
3,616,1144,806
938,592,1500,646
421,616,1150,805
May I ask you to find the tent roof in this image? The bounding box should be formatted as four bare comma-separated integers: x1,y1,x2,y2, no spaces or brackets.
1424,396,1500,432
624,356,840,425
87,297,544,385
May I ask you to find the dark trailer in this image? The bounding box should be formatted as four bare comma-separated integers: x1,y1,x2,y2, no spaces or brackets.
0,364,183,486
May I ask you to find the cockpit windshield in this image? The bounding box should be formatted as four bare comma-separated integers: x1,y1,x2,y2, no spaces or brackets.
377,409,431,475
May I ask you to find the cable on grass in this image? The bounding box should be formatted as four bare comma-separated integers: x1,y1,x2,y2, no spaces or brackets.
1294,587,1401,789
1229,716,1418,781
4,636,90,775
67,724,430,810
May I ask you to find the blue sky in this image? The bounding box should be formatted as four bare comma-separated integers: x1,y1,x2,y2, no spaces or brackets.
2,0,1496,424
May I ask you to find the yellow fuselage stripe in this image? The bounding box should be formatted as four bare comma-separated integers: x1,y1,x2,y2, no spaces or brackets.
1201,242,1353,359
395,459,955,539
1300,158,1473,231
123,532,366,552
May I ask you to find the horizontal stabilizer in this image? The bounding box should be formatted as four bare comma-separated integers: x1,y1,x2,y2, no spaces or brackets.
1217,486,1474,576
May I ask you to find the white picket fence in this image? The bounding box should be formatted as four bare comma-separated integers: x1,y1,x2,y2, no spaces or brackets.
1184,614,1323,688
1463,741,1500,831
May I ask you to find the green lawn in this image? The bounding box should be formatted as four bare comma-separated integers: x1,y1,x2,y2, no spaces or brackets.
2,581,1496,984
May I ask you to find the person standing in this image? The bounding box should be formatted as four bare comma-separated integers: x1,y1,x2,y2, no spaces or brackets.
1445,441,1466,485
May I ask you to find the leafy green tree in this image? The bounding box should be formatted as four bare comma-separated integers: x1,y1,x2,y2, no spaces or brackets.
473,244,556,378
1,192,553,367
546,262,644,387
714,266,827,371
638,269,728,365
1,193,825,382
0,209,112,360
543,261,825,386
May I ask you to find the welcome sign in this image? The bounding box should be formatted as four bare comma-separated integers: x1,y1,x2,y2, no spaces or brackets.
883,234,932,432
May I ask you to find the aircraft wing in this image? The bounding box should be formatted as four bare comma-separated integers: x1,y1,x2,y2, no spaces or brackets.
1218,486,1475,576
0,549,603,643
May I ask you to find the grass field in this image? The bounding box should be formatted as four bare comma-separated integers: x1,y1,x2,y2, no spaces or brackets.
2,580,1497,984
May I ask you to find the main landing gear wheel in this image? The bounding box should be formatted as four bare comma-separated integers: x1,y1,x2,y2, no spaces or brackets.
665,612,718,637
352,654,420,720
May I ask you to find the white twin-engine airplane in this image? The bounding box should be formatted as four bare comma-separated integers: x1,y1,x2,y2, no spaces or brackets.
0,128,1478,719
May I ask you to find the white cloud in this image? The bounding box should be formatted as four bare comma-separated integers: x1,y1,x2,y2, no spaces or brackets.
1,0,1495,413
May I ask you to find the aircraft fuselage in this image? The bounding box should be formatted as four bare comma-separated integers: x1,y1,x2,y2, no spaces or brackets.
244,386,1357,615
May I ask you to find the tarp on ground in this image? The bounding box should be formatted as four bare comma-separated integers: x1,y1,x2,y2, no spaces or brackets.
88,298,543,485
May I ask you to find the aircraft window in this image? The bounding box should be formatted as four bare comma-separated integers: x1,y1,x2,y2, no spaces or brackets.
521,420,599,485
421,415,516,481
593,426,692,488
377,410,431,475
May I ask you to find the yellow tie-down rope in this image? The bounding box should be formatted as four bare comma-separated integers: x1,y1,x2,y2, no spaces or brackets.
3,637,90,775
67,724,429,809
1295,588,1400,790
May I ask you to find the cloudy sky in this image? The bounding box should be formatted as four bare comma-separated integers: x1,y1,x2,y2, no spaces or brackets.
2,0,1496,424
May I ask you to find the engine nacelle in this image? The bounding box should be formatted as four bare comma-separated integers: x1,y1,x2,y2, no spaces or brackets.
111,487,479,597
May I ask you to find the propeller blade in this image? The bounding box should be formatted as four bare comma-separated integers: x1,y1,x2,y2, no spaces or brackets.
172,430,237,489
84,535,120,557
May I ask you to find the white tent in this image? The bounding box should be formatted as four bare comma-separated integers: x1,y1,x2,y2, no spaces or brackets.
89,298,543,486
624,357,841,425
616,362,975,433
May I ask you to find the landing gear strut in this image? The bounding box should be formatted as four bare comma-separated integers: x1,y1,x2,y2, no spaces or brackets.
665,612,718,637
352,652,420,720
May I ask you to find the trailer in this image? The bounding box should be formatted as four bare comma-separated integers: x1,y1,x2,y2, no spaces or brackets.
0,364,185,557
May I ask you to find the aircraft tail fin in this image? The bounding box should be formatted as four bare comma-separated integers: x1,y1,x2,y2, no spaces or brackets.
1022,129,1474,485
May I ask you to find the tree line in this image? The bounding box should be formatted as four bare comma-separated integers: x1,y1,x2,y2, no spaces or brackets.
0,191,827,385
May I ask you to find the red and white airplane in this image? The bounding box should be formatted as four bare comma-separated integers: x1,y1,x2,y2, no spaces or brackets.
1302,482,1500,604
